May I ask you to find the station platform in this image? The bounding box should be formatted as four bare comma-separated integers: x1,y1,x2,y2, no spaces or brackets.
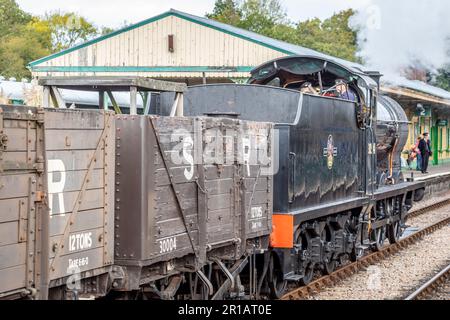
403,162,450,181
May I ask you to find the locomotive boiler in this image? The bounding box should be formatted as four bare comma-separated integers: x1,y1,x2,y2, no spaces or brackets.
376,95,410,185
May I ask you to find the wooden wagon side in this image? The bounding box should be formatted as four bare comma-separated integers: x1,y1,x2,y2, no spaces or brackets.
0,106,115,299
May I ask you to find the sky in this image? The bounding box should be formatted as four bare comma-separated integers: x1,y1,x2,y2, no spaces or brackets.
16,0,371,28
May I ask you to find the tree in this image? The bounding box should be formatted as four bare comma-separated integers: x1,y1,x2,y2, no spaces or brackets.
38,12,98,52
0,24,50,79
100,26,115,36
0,0,50,79
238,0,290,35
0,2,100,79
207,0,298,42
207,1,358,62
0,0,31,37
296,9,358,62
431,67,450,91
206,0,242,26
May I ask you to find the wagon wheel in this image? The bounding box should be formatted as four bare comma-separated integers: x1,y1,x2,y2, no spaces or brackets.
297,229,315,285
320,223,336,275
268,254,287,299
370,226,386,251
387,220,402,244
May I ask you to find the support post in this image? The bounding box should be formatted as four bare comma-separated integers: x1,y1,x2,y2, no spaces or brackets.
52,87,66,108
99,91,108,110
42,86,51,108
143,93,152,115
106,90,122,114
176,93,184,117
130,86,137,115
170,93,184,117
432,125,439,165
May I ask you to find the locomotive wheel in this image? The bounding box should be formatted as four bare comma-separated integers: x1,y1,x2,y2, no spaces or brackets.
387,221,401,244
344,216,359,262
370,226,386,251
298,230,315,286
268,254,287,299
349,247,358,262
323,260,336,275
320,224,336,275
300,262,315,286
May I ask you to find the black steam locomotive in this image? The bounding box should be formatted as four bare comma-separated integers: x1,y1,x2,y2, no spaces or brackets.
0,55,425,300
158,55,425,297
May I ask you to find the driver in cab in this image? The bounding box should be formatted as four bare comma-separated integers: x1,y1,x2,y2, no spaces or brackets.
334,79,357,102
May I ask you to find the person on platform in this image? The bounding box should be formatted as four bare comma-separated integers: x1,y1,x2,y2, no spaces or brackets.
407,143,417,170
415,136,422,171
418,133,432,174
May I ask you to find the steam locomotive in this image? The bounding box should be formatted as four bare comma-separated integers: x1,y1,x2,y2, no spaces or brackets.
158,56,425,297
0,55,425,300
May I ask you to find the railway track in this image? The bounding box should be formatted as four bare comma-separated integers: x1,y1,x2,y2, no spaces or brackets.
405,264,450,300
407,197,450,219
281,200,450,300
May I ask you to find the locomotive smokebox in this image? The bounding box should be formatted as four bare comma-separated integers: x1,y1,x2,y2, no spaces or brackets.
376,95,409,185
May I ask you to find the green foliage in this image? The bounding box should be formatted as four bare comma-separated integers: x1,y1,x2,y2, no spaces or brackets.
296,10,359,62
0,24,50,79
39,12,98,51
100,26,115,36
207,0,295,39
0,0,31,37
238,0,289,34
206,0,242,26
0,1,100,79
0,0,50,79
432,67,450,91
207,0,358,62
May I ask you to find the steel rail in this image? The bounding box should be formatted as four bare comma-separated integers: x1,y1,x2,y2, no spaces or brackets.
407,197,450,219
405,264,450,300
281,214,450,300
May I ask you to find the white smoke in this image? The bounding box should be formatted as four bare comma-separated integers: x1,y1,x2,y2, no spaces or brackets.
349,0,450,77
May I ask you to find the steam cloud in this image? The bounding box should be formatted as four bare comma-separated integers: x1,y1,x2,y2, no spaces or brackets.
349,0,450,77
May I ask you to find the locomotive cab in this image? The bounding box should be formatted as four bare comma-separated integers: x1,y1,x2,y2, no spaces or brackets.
248,55,377,130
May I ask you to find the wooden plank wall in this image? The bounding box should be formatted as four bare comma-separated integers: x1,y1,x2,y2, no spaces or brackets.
33,15,286,79
0,114,38,295
44,109,115,281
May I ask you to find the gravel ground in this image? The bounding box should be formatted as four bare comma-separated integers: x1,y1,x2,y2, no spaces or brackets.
407,197,450,230
308,222,450,300
427,278,450,300
410,192,450,211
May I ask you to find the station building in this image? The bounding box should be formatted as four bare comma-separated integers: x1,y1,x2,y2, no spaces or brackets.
26,9,450,166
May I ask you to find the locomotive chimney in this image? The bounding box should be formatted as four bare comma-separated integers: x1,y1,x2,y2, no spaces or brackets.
365,71,383,91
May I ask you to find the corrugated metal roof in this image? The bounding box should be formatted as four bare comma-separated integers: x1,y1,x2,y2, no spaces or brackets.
382,74,450,100
29,9,450,101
